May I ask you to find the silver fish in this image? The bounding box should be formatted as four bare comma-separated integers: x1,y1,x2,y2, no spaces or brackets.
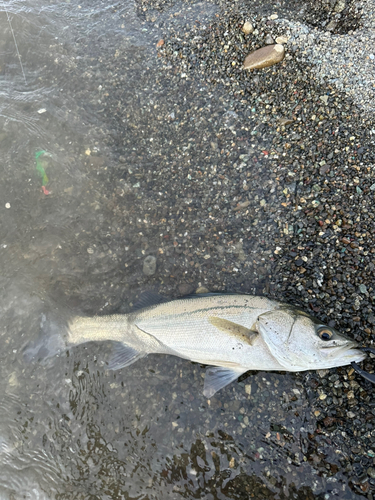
66,294,365,397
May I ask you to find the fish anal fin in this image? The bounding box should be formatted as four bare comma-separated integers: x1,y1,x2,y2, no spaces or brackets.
203,366,247,398
209,317,257,345
107,342,146,370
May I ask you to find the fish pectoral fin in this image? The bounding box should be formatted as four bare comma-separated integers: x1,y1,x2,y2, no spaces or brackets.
203,366,247,398
107,342,146,370
208,317,258,345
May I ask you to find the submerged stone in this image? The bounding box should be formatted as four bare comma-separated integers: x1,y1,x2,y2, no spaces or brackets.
243,44,285,70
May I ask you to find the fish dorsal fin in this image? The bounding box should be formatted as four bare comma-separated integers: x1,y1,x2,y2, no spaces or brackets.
181,292,242,299
107,342,146,370
209,317,258,345
203,366,247,398
131,291,169,311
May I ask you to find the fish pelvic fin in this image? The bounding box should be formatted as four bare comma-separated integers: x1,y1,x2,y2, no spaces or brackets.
107,342,147,370
203,366,247,398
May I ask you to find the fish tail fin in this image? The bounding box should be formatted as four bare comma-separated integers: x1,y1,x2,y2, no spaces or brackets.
22,313,70,364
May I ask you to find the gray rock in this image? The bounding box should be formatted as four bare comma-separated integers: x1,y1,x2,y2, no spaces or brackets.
143,255,157,276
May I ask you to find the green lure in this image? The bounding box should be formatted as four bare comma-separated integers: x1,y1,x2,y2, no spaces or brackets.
35,150,49,186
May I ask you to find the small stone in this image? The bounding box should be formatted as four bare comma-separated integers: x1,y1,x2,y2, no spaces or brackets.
87,247,94,254
334,0,346,12
326,20,337,31
37,108,47,114
245,384,251,395
178,283,195,296
143,255,157,276
370,183,375,191
156,39,164,47
320,164,330,175
196,286,209,294
320,95,329,105
5,203,10,209
269,14,278,20
342,237,350,244
265,34,274,45
243,44,285,70
278,117,293,126
359,284,368,294
275,35,288,44
347,411,356,418
319,393,327,400
242,21,254,35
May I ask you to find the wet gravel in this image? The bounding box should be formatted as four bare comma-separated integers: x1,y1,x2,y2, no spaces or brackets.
2,0,375,498
83,0,375,496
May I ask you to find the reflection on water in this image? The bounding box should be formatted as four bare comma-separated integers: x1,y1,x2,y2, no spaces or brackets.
0,0,372,498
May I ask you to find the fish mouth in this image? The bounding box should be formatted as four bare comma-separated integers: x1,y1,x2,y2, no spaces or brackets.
321,341,368,370
321,342,366,365
351,347,375,384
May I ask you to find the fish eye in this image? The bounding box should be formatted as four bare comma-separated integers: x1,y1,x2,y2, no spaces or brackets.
317,327,333,341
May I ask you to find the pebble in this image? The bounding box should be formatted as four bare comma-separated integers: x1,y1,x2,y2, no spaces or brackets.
5,203,10,209
242,21,253,35
278,117,293,126
243,44,285,70
275,35,288,44
264,34,274,45
143,255,157,276
195,286,209,294
333,0,346,12
359,284,368,294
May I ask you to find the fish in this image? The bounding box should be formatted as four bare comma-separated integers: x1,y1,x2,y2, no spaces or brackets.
62,293,366,398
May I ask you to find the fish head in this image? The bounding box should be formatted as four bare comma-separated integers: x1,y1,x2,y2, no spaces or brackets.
256,307,366,371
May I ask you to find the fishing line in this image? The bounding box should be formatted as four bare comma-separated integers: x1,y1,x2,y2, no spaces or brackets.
2,1,27,84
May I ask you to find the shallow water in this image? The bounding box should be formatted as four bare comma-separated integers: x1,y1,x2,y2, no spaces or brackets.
0,0,371,498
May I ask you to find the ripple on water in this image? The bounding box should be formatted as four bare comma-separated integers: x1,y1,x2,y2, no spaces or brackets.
0,392,64,499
